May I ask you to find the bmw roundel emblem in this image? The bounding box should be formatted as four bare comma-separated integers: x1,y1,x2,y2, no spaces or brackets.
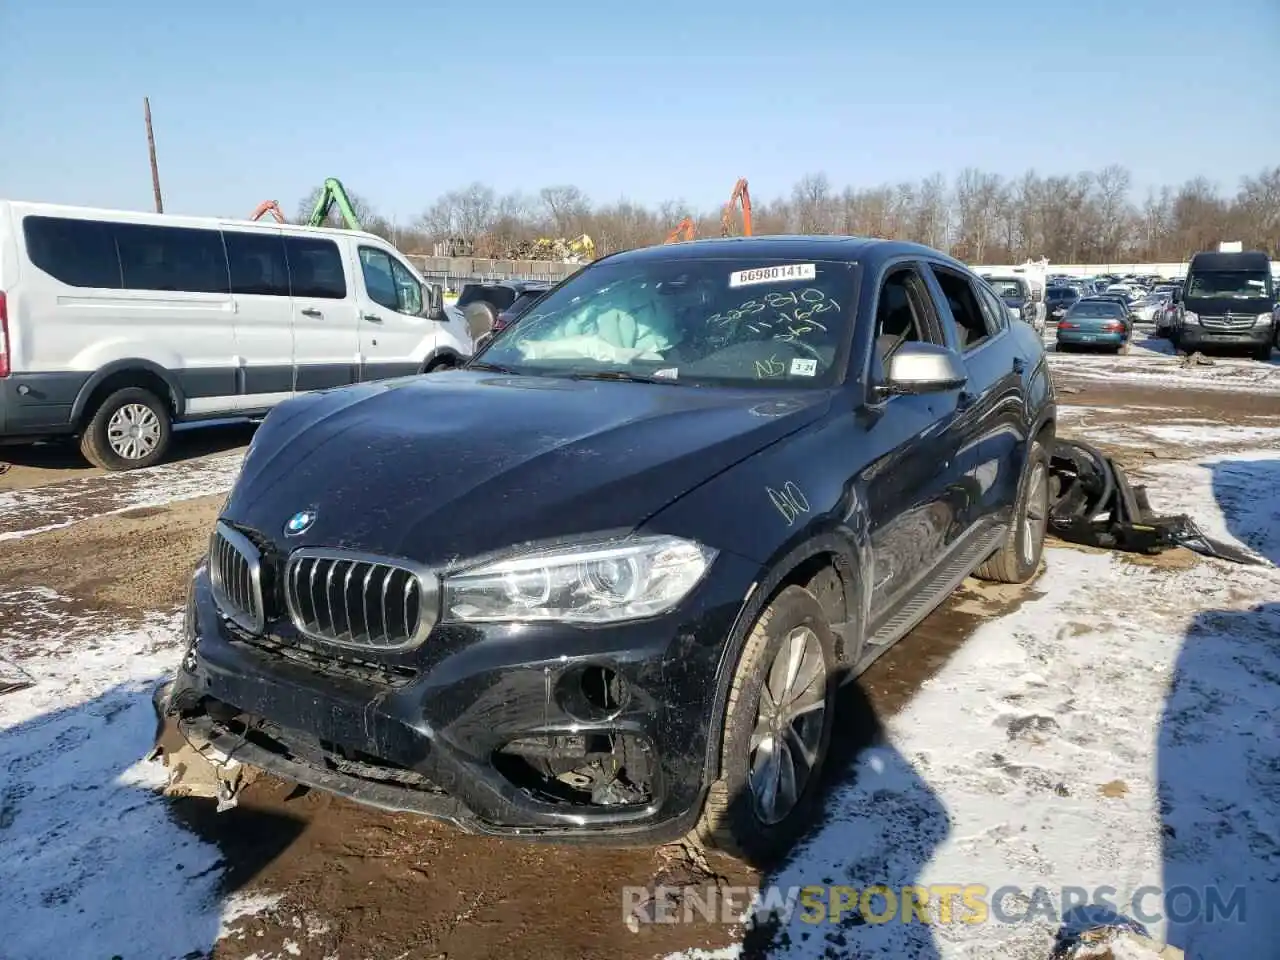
285,509,317,537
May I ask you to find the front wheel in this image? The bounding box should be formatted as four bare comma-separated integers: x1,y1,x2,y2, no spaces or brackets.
693,585,837,864
1251,343,1272,362
975,438,1049,584
79,387,172,471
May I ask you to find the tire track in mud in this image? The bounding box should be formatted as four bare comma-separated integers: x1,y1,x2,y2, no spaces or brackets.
0,453,243,542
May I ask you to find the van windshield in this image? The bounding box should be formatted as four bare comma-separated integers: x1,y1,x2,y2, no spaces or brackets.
1187,270,1273,299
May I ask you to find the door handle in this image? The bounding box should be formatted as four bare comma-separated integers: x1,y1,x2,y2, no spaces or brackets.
1012,356,1026,374
362,313,383,323
300,308,322,318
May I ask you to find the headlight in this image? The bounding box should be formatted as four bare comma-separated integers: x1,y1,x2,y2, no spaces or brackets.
441,534,717,623
1257,313,1273,326
1184,311,1199,324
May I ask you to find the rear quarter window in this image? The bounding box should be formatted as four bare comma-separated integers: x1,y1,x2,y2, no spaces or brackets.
22,215,123,288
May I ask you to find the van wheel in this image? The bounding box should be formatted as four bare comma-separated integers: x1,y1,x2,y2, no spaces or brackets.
975,438,1049,584
79,387,172,471
692,585,836,864
1251,344,1272,362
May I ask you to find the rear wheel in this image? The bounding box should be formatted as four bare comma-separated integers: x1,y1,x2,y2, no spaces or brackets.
976,438,1049,584
693,585,836,864
79,387,172,471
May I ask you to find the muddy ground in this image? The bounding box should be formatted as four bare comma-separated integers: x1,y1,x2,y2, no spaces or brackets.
2,358,1278,960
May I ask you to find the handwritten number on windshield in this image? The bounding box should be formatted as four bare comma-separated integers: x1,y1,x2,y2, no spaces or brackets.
709,287,840,342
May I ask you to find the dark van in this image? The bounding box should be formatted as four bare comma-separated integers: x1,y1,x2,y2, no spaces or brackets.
1171,250,1277,360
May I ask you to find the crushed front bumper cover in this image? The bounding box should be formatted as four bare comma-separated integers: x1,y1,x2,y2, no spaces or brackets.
152,559,753,843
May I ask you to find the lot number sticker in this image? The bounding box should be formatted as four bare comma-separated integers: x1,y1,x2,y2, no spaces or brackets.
728,264,816,288
789,358,818,376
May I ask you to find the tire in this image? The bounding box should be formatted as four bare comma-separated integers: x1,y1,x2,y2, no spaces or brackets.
975,438,1049,584
422,355,457,374
463,301,497,342
692,584,837,864
1251,344,1272,362
79,387,172,471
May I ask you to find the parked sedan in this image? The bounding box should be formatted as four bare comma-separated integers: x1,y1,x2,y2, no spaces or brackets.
154,237,1055,864
1057,299,1132,353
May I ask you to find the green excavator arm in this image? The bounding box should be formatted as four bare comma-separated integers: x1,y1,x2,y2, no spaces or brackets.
307,177,361,230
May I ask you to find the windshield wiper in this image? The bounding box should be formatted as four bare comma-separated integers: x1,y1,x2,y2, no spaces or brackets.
564,370,675,384
466,360,521,374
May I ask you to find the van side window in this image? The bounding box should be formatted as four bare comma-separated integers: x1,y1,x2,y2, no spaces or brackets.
22,216,122,289
285,237,346,299
358,248,399,311
115,223,230,294
225,232,290,297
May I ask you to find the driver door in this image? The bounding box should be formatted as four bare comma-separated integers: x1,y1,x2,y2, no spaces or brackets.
354,245,432,381
861,263,970,624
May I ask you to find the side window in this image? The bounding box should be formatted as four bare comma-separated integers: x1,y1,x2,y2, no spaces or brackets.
976,284,1009,333
488,287,517,311
930,266,995,351
358,247,399,311
225,231,289,297
389,258,423,315
115,223,230,294
22,216,122,288
872,266,938,373
285,236,347,299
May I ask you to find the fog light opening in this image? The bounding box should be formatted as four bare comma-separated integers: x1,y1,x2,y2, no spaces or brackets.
559,664,628,724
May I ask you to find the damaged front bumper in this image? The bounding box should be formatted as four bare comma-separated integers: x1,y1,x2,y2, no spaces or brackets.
153,559,754,843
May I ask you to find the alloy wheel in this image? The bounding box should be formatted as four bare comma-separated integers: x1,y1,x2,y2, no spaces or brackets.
749,626,828,825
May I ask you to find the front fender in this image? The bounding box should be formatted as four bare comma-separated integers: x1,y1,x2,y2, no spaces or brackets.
642,411,875,786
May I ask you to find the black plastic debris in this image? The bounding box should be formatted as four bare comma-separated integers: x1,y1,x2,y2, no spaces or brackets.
1047,438,1267,566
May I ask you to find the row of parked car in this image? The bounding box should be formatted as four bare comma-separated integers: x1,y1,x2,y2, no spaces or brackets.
1044,253,1278,360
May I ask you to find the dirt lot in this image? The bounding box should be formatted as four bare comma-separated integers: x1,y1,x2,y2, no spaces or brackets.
2,341,1278,960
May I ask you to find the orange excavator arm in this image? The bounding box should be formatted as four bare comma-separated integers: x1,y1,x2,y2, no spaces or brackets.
249,200,286,223
665,216,696,244
721,178,752,237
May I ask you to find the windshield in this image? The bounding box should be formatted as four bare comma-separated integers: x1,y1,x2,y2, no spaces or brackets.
1068,302,1125,318
476,257,857,388
1186,270,1273,299
986,279,1025,300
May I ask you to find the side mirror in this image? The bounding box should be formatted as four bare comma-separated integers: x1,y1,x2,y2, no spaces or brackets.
880,342,968,397
425,283,445,320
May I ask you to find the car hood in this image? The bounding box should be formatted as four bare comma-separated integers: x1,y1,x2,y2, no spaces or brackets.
223,371,831,563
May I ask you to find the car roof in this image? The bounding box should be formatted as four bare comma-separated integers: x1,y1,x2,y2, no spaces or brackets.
601,235,967,270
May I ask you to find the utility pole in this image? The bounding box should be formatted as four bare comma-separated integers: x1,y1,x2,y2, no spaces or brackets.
143,97,164,213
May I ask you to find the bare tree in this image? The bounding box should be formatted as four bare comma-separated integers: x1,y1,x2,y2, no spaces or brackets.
397,165,1279,264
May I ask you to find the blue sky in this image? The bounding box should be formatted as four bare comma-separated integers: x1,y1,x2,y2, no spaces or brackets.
1,0,1277,221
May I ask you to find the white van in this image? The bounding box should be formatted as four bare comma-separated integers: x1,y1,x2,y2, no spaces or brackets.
0,200,473,470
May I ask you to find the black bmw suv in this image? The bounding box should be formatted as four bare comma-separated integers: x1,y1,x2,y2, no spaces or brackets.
156,237,1055,862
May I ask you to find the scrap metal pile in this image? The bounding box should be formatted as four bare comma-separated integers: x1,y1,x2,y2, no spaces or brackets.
1046,439,1266,565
